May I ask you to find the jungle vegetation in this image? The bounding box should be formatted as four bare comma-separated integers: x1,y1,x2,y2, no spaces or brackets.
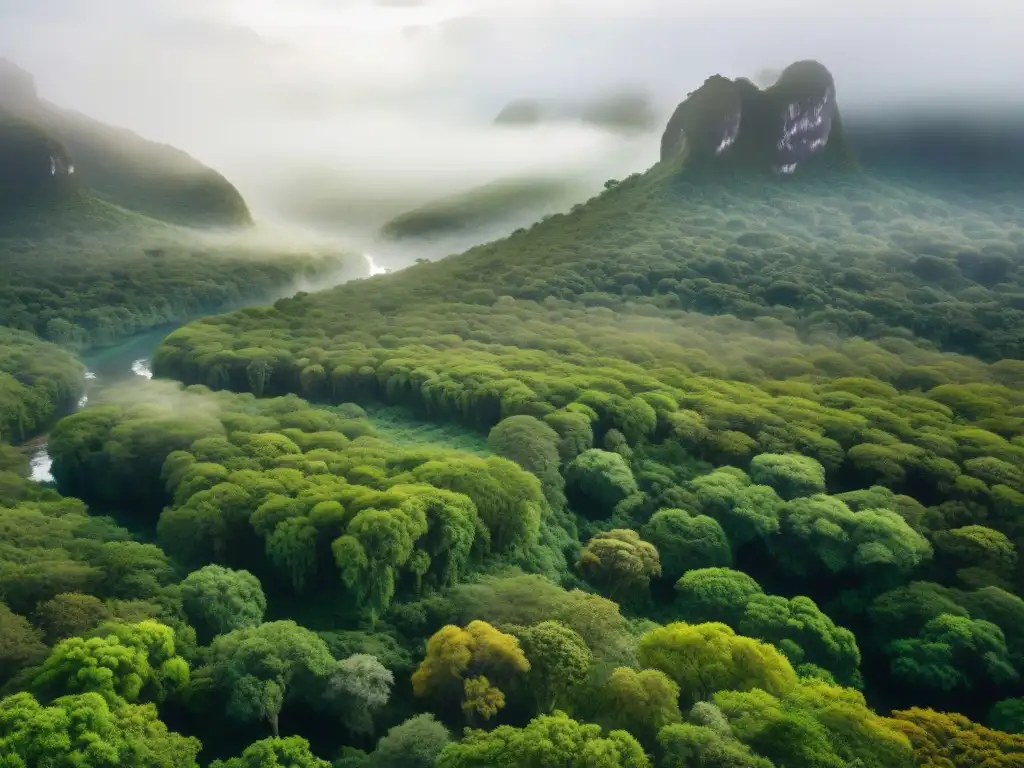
4,76,1024,766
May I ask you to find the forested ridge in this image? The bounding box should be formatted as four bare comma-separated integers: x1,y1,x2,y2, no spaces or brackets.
5,79,1024,768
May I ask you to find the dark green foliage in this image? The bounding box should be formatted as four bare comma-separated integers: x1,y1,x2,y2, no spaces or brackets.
0,602,47,687
6,60,1024,767
1,65,249,226
0,205,347,352
989,699,1024,735
0,327,84,442
0,112,75,206
566,450,638,519
642,508,731,582
194,621,336,737
31,593,111,644
180,565,267,643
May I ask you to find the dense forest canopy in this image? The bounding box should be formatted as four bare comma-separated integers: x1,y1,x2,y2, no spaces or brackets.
3,54,1024,768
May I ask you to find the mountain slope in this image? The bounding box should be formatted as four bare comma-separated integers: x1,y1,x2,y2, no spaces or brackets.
0,58,250,226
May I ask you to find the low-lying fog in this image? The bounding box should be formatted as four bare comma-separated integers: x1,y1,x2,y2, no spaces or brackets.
2,0,1021,268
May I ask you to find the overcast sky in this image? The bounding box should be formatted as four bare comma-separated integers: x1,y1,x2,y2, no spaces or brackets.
0,0,1019,230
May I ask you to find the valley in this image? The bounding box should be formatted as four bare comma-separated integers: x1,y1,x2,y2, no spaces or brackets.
2,33,1024,768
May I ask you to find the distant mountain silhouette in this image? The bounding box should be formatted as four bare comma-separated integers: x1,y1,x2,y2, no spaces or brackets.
0,58,250,226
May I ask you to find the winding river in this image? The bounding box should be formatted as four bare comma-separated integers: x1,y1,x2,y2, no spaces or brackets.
29,252,389,483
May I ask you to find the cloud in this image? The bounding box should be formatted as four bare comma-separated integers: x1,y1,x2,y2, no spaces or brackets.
0,0,1020,251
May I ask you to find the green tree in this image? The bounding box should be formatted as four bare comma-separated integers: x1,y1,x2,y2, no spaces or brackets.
488,415,565,504
932,525,1017,587
888,613,1018,693
658,722,774,768
716,680,915,768
578,529,661,600
199,621,336,736
690,469,782,545
371,713,451,768
180,565,267,643
675,568,764,626
325,654,394,735
642,508,732,582
30,620,189,704
637,622,798,707
209,736,331,768
565,450,638,519
517,620,593,713
32,593,111,644
411,620,530,721
989,699,1024,734
0,602,47,687
749,453,827,500
594,667,682,750
435,710,650,768
739,595,862,688
0,691,201,767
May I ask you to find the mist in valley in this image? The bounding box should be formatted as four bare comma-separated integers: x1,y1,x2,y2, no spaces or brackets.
2,0,1022,269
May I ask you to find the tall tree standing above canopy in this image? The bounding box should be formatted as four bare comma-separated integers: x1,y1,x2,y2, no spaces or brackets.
638,622,798,707
198,621,336,737
180,565,267,643
411,620,530,721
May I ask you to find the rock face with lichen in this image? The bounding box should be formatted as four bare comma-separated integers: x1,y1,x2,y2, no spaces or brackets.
660,60,856,175
0,114,77,206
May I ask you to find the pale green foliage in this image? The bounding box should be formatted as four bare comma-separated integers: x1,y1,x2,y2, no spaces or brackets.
749,453,827,500
0,691,201,768
435,710,650,768
675,568,764,625
30,620,188,704
594,667,682,749
690,469,782,545
326,654,394,735
210,736,331,768
638,622,798,707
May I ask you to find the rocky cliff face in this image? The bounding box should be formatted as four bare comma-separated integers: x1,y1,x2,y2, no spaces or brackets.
660,60,856,175
0,114,77,206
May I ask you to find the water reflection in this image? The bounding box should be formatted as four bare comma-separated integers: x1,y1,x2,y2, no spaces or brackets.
30,359,153,483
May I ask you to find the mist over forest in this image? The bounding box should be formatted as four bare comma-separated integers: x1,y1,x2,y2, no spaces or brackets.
4,2,1024,768
3,0,1020,259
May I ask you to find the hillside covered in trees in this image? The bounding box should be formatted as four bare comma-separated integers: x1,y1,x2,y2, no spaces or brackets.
0,58,250,227
4,58,1024,768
